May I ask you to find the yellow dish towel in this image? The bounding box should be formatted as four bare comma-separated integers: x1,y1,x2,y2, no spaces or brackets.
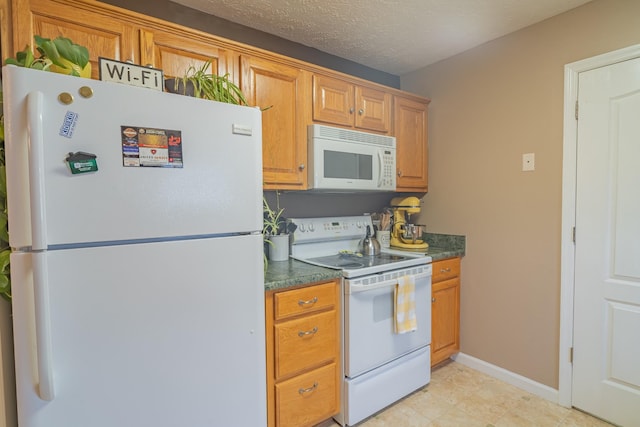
394,275,417,334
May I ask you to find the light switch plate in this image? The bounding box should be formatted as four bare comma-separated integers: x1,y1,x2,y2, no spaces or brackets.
522,153,535,171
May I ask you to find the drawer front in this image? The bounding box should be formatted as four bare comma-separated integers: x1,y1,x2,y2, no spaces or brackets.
432,257,460,283
276,310,337,379
275,363,338,427
274,282,337,320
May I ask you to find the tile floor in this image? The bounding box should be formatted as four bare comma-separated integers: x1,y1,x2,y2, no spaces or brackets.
320,360,615,427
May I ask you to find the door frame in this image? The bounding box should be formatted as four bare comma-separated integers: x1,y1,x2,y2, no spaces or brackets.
559,43,640,407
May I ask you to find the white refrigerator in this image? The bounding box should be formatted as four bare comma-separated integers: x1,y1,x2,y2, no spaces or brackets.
2,65,266,426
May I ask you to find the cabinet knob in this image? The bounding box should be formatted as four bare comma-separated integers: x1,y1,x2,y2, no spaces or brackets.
349,107,355,114
432,297,436,303
298,163,306,171
298,296,316,306
358,108,364,115
298,382,318,395
397,170,403,177
298,327,319,337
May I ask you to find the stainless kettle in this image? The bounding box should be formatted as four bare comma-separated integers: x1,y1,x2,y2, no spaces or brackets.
359,225,381,256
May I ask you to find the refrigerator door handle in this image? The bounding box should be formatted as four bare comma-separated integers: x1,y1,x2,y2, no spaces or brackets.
33,252,55,400
27,91,48,251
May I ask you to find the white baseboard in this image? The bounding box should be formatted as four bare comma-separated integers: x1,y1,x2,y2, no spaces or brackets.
451,353,559,404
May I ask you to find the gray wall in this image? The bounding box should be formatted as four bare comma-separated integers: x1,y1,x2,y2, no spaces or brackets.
401,0,640,388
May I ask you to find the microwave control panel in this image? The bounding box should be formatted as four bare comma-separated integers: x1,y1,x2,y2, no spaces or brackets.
381,149,395,189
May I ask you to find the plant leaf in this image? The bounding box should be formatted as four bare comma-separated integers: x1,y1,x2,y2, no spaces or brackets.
34,36,89,76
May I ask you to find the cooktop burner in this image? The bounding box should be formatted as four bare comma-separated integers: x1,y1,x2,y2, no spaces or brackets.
305,252,422,271
288,215,431,278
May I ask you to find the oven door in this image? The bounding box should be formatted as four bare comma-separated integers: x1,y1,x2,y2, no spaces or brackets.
344,267,431,378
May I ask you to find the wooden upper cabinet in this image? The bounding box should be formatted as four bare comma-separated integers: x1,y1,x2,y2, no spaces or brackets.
139,29,234,81
394,95,429,192
313,74,391,134
241,55,311,190
9,0,138,80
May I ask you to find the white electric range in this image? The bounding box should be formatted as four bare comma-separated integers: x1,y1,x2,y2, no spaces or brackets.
288,215,433,426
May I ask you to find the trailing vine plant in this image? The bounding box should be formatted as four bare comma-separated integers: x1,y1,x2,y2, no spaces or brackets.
0,90,10,301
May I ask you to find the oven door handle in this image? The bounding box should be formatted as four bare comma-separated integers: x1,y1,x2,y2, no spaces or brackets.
348,271,431,294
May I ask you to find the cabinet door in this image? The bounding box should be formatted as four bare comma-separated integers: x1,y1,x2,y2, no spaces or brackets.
355,85,391,133
242,55,311,189
431,276,460,366
394,96,429,192
313,74,391,133
12,0,138,80
139,29,233,80
312,74,354,127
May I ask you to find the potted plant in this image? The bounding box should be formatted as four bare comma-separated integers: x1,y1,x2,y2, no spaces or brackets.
165,60,248,105
0,90,9,301
263,196,290,263
6,35,91,77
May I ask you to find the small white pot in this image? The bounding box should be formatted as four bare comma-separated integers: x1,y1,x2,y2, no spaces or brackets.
268,234,290,261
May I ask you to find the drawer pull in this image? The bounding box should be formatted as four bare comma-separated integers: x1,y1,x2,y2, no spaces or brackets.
298,296,318,306
298,327,318,337
298,382,318,395
440,267,451,273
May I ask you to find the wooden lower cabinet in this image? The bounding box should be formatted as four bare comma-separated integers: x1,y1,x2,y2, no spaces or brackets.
275,363,338,427
265,280,341,427
431,257,461,366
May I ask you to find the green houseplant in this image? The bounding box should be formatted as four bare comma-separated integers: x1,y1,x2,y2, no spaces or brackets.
165,60,248,105
6,35,91,77
263,196,290,265
0,90,9,301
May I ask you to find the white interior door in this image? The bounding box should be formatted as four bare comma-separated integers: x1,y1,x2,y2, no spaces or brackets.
572,57,640,427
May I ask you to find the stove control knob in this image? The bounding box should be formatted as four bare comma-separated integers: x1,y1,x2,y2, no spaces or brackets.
308,223,315,231
299,223,306,232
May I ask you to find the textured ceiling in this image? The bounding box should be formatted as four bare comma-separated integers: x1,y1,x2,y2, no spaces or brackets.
169,0,592,75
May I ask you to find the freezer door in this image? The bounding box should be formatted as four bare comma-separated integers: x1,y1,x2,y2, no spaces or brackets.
11,234,266,427
3,66,262,248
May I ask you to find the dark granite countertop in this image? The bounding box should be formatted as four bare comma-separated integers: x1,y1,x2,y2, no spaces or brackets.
264,233,465,291
264,259,342,292
386,233,466,261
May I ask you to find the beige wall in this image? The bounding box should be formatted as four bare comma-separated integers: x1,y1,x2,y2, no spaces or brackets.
401,0,640,388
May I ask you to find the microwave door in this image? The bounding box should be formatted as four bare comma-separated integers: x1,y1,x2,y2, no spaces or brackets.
311,138,387,191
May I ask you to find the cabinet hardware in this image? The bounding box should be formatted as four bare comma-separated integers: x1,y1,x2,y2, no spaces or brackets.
397,170,402,177
432,297,436,303
298,327,318,337
440,267,451,273
298,296,318,306
298,164,306,171
349,107,355,114
358,108,364,115
298,382,318,395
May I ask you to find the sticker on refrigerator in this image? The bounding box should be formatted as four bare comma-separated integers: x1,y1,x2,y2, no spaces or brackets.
121,126,183,168
59,111,79,138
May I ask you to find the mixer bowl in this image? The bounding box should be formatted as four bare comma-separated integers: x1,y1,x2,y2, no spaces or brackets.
400,224,423,244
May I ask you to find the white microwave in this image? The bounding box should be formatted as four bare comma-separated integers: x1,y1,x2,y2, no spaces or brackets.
307,124,396,191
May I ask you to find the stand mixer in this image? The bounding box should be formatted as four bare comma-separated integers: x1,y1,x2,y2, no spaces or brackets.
390,196,429,249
